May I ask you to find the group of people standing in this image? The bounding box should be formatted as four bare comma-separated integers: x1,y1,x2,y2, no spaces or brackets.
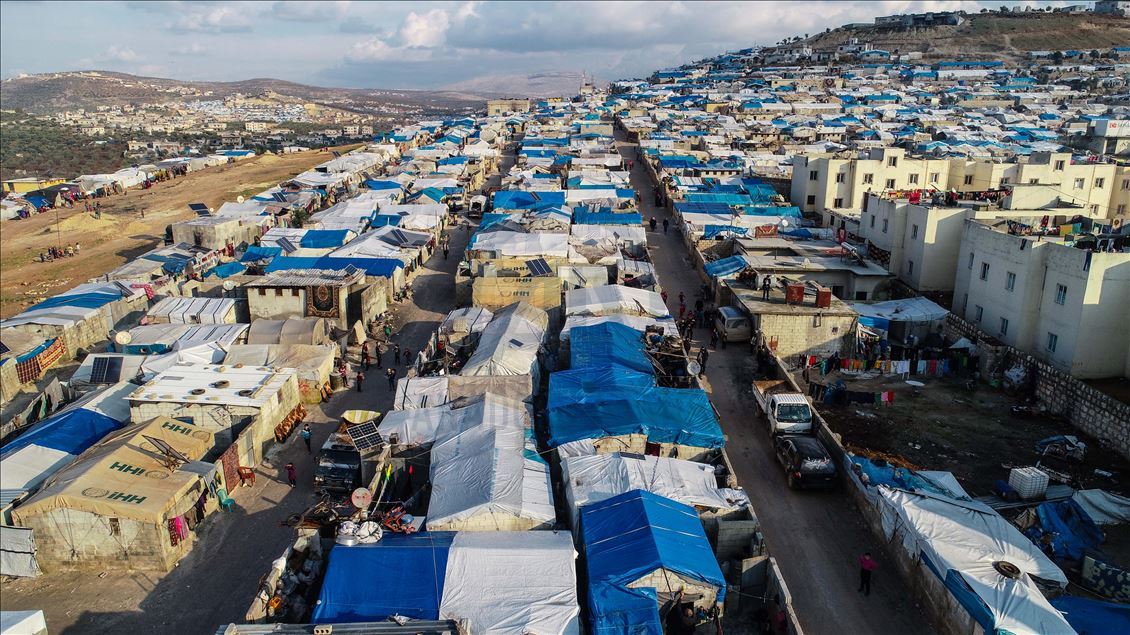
40,243,80,262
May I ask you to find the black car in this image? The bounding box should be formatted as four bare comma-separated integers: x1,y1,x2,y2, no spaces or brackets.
773,435,837,489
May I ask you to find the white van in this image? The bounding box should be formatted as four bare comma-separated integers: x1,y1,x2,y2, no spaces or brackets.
715,306,752,342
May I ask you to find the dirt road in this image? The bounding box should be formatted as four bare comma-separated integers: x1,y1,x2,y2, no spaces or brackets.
615,136,933,635
0,146,357,318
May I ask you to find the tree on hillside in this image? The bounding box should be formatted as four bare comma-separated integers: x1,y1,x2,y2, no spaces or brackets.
1052,51,1065,65
1090,50,1101,60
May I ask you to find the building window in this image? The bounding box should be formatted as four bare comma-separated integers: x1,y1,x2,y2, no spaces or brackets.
968,252,974,269
907,260,914,275
980,262,989,280
929,172,940,183
1119,204,1127,214
855,291,868,300
806,195,816,205
835,172,845,183
974,305,983,322
1074,178,1085,189
870,215,876,228
962,293,968,313
1000,317,1009,336
888,156,899,167
258,288,266,296
1029,178,1039,184
963,175,973,186
1046,332,1058,353
809,170,819,181
1001,177,1010,185
291,289,300,297
911,224,919,239
882,219,889,233
908,173,919,185
1090,204,1100,214
834,197,844,207
1122,178,1129,190
1054,160,1065,171
885,178,896,189
1006,271,1016,291
1055,284,1067,305
1095,177,1105,188
275,288,283,296
863,173,874,185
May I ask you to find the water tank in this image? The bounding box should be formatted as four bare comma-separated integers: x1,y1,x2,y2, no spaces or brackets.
785,283,805,305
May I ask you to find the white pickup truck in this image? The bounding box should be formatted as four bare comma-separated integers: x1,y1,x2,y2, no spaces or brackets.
752,379,814,435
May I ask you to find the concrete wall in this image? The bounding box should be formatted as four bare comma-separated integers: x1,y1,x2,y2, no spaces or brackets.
248,285,351,330
21,508,177,572
757,312,856,361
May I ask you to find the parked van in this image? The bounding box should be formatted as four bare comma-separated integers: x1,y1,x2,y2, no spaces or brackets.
715,306,752,342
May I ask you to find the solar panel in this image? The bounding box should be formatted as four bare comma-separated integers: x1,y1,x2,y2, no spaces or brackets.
142,434,191,464
525,258,553,277
89,356,124,384
332,151,342,158
0,341,10,355
277,237,298,253
188,203,210,216
388,229,410,245
349,420,384,451
272,192,289,203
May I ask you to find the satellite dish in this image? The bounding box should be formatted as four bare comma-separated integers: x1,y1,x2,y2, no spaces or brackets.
351,487,373,509
687,361,702,376
237,195,245,203
780,219,790,228
223,280,236,291
114,330,133,345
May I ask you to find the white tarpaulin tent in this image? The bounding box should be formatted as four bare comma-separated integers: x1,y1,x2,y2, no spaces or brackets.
470,231,569,258
561,452,750,530
565,285,669,318
377,203,447,230
1070,489,1130,525
878,487,1073,635
380,393,531,448
851,297,949,323
146,297,237,325
560,314,679,341
461,302,547,382
440,531,580,634
391,375,534,411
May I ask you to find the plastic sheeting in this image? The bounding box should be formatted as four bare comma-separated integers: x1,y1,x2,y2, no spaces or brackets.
547,384,723,450
565,285,668,319
850,297,948,323
562,452,749,530
146,297,236,324
439,531,580,634
1071,489,1130,525
704,255,750,279
569,322,653,374
1049,594,1130,635
470,231,570,258
1028,499,1104,564
312,532,453,623
878,488,1072,635
392,375,534,411
550,367,656,404
581,491,725,634
560,315,679,342
461,302,547,380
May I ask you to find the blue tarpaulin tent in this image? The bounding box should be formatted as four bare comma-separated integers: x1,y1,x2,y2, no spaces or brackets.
582,490,726,634
26,288,126,313
299,229,351,249
547,385,723,449
1026,499,1105,564
204,262,246,279
549,367,655,406
569,323,653,374
1050,595,1130,635
1,404,123,458
573,211,642,226
240,245,282,262
702,225,748,240
364,179,402,191
703,255,748,279
311,532,453,623
492,190,566,210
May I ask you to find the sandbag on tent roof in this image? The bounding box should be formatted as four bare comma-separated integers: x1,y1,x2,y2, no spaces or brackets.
439,531,580,634
311,532,454,623
565,285,668,319
461,302,547,380
0,382,135,496
569,322,653,374
547,385,723,450
878,487,1072,635
562,452,749,530
581,490,726,634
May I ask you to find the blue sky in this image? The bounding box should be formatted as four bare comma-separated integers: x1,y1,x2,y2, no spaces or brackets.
0,1,1076,89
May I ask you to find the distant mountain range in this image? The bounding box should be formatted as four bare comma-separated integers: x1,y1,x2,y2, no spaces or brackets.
443,71,605,98
0,71,489,115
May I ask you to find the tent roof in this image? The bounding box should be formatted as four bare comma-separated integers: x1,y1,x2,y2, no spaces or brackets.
569,322,654,375
461,302,547,379
547,384,724,449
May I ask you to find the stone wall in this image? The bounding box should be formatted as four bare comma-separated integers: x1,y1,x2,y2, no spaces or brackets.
944,313,1130,461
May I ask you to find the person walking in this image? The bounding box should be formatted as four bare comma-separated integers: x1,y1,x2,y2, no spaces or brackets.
356,370,365,392
361,342,371,371
403,347,412,368
394,344,401,364
374,342,383,369
339,364,350,388
697,347,710,376
662,218,669,235
300,424,312,453
661,289,668,305
678,291,685,306
710,328,720,350
383,324,392,341
858,552,877,596
678,302,686,320
649,216,657,232
285,462,297,487
386,367,397,390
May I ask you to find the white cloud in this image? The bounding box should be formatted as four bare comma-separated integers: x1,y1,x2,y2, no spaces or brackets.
171,42,207,56
172,6,254,33
399,9,451,48
272,1,352,22
103,46,138,63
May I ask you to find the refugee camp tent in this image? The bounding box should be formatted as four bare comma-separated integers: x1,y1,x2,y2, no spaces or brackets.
581,490,726,633
1048,595,1130,635
145,297,238,325
391,375,533,411
312,532,454,623
469,231,570,258
12,417,220,572
877,487,1073,635
569,322,653,374
245,318,331,346
0,382,134,497
70,343,227,386
559,314,679,342
439,531,580,634
562,452,749,530
565,285,669,318
223,344,336,403
116,323,247,355
439,307,493,349
460,302,547,383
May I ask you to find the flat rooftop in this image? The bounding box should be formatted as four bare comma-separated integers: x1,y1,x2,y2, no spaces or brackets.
728,281,858,317
129,364,296,408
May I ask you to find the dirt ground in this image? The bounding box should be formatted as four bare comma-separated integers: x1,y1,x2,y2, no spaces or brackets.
0,145,358,318
817,371,1130,497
